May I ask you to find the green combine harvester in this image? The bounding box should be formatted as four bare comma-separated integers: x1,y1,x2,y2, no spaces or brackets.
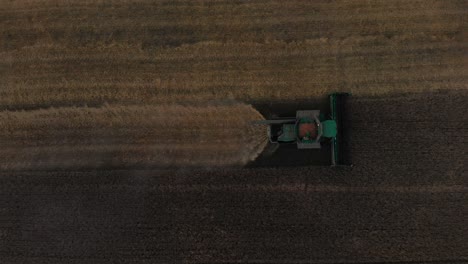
253,93,351,166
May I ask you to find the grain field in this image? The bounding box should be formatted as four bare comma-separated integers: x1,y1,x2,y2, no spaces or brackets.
0,1,467,263
1,0,467,109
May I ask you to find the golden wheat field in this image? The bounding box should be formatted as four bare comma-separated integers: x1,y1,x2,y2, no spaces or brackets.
0,0,467,169
1,0,467,108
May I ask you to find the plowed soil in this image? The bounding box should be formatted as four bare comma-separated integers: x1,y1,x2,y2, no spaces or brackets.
1,92,467,263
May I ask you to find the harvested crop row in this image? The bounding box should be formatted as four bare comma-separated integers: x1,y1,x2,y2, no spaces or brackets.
0,104,267,170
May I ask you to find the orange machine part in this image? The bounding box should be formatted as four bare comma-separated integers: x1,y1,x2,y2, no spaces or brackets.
298,123,318,139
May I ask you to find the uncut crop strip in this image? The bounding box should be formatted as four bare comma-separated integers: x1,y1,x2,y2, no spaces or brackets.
0,104,267,170
1,0,467,109
2,35,466,109
1,0,465,47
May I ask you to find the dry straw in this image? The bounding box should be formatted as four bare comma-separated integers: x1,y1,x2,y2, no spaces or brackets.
0,104,267,170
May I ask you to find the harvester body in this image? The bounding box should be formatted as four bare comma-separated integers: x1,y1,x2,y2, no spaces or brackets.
254,93,350,166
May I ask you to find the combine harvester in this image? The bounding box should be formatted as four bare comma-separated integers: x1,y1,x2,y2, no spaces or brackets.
253,93,351,166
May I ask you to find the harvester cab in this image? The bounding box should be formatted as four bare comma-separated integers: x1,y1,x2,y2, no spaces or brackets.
253,93,351,166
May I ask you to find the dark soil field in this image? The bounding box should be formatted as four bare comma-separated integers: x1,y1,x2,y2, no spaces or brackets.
1,0,467,263
1,92,467,263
